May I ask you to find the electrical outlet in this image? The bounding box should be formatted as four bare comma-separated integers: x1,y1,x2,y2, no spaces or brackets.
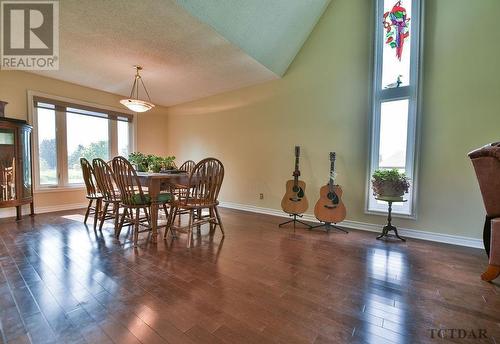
259,193,264,200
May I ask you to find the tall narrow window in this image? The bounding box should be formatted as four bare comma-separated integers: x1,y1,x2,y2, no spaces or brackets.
117,119,130,157
367,0,422,216
36,105,58,186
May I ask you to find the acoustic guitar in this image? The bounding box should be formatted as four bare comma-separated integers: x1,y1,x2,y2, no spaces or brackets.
314,152,347,224
281,146,309,215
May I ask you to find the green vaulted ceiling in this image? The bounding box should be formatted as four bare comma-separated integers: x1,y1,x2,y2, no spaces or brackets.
176,0,331,76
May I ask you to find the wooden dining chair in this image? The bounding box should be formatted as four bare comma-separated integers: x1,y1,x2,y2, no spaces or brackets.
166,158,225,247
112,156,172,246
179,160,196,173
80,158,102,230
174,160,197,220
93,158,126,235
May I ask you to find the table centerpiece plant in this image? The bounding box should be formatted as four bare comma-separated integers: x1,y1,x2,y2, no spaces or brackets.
128,152,176,173
371,168,410,200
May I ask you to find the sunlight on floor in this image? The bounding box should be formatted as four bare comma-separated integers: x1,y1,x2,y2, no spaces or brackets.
62,214,87,222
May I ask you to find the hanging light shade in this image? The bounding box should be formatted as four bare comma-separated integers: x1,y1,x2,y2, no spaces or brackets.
120,65,155,112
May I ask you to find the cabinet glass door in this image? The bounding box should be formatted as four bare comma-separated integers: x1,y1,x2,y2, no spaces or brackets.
0,128,16,201
20,129,32,199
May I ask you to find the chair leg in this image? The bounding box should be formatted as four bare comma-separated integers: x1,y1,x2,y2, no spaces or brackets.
165,206,177,239
113,203,120,236
93,199,102,231
84,199,93,224
98,202,109,232
162,203,169,218
116,208,128,239
143,207,151,226
134,207,140,247
214,206,225,237
187,209,194,248
196,209,202,234
209,207,216,232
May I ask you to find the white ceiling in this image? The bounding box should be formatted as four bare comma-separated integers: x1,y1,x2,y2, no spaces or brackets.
32,0,329,107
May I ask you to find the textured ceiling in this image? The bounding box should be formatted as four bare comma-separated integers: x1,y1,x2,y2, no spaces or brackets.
32,0,329,107
176,0,330,76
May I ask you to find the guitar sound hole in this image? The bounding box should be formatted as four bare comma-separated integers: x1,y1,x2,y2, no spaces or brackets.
327,192,339,204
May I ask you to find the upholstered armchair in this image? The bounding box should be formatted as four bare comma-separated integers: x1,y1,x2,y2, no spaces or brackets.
468,142,500,281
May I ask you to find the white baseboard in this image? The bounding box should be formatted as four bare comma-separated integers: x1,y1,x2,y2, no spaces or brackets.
0,199,483,249
0,202,87,219
36,203,88,214
219,201,484,249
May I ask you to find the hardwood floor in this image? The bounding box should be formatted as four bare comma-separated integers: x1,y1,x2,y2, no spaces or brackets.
0,208,499,344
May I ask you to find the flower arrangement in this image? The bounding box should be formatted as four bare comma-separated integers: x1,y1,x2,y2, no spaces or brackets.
128,152,176,173
371,168,410,199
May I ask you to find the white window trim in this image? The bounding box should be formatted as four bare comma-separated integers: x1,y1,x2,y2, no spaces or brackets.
365,0,425,219
27,90,137,192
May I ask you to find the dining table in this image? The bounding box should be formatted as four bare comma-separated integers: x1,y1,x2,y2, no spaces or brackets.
136,171,190,242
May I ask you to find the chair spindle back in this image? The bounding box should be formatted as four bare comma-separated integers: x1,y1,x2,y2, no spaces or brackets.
186,158,224,206
80,158,99,197
112,156,145,206
93,158,118,201
179,160,196,173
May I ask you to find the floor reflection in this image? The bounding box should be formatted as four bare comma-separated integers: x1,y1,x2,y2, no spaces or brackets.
357,247,409,343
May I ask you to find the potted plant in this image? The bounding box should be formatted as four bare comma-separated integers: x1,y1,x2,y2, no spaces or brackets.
148,155,164,173
128,152,176,172
371,168,410,200
162,156,176,170
128,152,149,172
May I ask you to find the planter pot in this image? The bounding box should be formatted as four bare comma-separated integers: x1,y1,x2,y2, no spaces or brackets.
373,183,405,198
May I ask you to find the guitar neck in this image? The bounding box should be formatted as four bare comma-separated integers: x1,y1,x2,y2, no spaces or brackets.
293,146,300,185
294,156,299,185
329,154,336,190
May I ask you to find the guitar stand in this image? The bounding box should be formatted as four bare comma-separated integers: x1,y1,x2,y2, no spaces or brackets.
309,222,348,234
279,214,313,229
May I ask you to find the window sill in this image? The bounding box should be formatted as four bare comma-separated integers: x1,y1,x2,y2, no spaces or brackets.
34,186,86,194
365,209,417,220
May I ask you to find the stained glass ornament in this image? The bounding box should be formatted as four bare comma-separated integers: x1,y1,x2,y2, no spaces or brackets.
383,1,410,61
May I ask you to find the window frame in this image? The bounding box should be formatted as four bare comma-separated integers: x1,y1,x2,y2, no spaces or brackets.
366,0,424,218
27,90,137,192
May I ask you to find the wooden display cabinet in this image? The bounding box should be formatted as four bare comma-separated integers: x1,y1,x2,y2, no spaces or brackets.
0,101,34,220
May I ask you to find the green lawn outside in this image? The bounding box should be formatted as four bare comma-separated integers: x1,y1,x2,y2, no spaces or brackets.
39,168,84,185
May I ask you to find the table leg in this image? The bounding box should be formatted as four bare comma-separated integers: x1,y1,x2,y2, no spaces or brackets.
392,227,406,241
376,226,388,239
151,203,159,242
376,201,406,241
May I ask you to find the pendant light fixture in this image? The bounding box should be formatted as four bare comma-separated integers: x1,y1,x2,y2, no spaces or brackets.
120,65,155,112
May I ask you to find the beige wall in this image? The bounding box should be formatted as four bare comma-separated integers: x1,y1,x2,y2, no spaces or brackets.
166,0,500,239
0,70,169,209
